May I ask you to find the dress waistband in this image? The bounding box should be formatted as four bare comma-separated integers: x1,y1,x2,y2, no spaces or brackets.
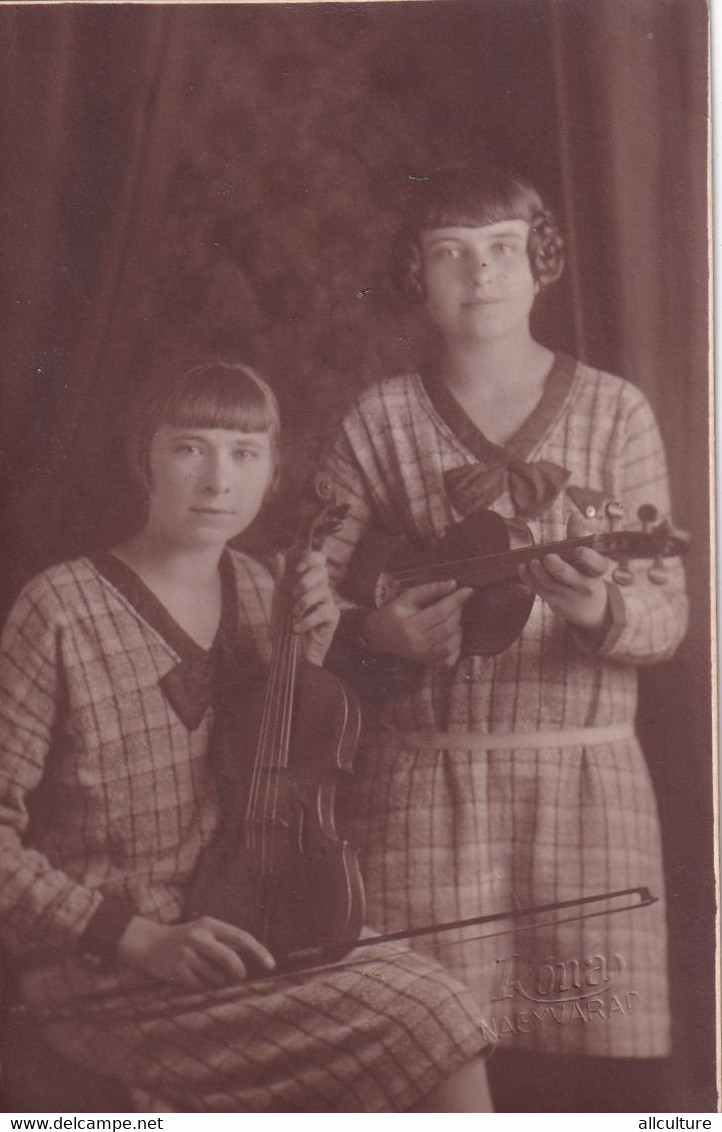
373,722,635,752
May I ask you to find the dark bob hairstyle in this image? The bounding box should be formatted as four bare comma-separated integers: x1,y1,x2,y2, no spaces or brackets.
392,164,565,303
126,360,281,496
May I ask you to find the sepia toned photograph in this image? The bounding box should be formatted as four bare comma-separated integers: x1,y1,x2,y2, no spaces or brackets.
0,0,715,1115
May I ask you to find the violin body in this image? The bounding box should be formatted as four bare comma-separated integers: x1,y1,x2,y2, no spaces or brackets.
186,478,368,970
348,510,534,657
441,512,536,656
186,659,365,968
347,507,689,658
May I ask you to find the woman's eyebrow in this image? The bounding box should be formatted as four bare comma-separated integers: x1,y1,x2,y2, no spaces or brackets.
167,431,265,444
486,228,525,241
424,227,526,247
424,233,464,247
231,437,265,448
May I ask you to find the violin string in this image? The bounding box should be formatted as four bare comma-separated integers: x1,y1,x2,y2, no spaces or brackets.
257,627,277,871
247,628,278,841
279,614,298,775
248,568,291,842
266,510,331,909
253,591,291,867
390,535,592,587
258,621,282,864
265,602,295,869
245,528,309,878
270,612,298,864
245,692,266,852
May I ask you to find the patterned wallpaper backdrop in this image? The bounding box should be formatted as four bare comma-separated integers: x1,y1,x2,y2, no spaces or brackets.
133,3,569,478
1,1,706,568
0,0,580,586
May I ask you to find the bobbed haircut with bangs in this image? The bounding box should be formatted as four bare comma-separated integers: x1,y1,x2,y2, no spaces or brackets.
127,361,281,496
393,164,565,303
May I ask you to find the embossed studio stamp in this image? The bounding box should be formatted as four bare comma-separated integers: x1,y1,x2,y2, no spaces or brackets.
480,951,639,1040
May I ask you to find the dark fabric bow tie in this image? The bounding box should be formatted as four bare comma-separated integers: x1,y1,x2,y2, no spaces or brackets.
160,643,261,731
445,459,571,520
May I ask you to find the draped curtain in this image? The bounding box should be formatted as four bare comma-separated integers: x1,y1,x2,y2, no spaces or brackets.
551,1,712,1106
0,0,713,1108
1,7,189,579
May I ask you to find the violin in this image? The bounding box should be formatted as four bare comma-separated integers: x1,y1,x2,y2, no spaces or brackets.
186,477,365,969
347,504,690,657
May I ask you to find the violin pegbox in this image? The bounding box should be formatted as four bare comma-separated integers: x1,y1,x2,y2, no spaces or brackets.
602,501,634,585
598,503,690,587
635,505,690,585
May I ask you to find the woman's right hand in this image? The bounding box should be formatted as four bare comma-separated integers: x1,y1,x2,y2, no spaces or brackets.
362,580,474,667
117,916,276,990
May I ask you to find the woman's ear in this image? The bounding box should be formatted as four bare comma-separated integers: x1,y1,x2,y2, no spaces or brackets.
392,227,427,304
529,208,565,287
262,454,282,507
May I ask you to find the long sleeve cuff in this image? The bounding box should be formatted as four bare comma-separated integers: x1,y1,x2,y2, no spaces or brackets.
80,896,137,959
571,581,627,656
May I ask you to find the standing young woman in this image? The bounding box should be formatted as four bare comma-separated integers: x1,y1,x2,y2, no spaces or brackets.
318,166,688,1111
0,361,493,1112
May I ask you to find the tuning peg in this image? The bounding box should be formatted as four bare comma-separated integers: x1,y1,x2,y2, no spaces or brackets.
604,502,631,582
637,504,658,533
648,558,667,585
313,473,334,501
605,501,624,531
639,507,671,582
612,562,634,586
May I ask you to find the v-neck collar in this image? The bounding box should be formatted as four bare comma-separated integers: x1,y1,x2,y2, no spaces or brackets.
419,351,577,466
90,549,239,661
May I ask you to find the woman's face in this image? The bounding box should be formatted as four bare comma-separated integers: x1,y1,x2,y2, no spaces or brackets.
420,219,535,345
145,425,274,549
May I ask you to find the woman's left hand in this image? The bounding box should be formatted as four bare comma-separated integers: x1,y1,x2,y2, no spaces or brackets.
518,512,611,631
290,549,340,665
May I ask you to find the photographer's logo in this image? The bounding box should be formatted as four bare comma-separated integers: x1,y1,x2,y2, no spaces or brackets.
480,951,639,1041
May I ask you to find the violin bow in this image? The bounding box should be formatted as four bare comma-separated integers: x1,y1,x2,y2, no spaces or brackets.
278,885,657,975
14,886,656,1023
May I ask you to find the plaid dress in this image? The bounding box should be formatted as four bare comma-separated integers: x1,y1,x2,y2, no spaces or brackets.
319,354,688,1058
0,551,488,1112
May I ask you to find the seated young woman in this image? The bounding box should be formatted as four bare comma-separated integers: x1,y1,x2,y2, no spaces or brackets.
0,360,493,1113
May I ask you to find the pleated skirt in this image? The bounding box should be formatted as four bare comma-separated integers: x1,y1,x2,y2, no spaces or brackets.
350,734,670,1058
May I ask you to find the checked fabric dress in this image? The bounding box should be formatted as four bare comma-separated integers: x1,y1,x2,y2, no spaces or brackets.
319,353,688,1058
0,550,489,1112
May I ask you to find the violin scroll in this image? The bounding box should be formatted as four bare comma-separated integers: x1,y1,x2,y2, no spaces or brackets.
302,475,350,550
